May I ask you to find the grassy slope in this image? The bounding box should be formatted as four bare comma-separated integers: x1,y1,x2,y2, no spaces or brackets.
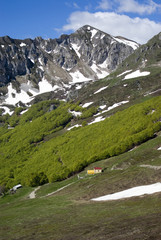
1,95,161,187
1,133,161,240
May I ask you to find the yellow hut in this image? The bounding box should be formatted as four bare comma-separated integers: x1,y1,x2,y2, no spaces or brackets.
87,170,95,175
87,167,102,175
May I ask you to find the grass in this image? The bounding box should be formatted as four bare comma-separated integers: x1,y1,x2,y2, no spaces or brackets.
36,176,78,197
1,133,161,239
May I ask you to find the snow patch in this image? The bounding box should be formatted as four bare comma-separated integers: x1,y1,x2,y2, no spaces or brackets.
88,116,105,125
69,110,82,117
20,109,29,115
28,57,35,63
38,66,44,71
113,37,139,50
98,61,108,69
71,43,81,58
3,79,62,105
101,34,105,39
91,63,109,79
124,70,150,80
82,102,93,108
117,70,132,77
20,43,26,47
144,88,161,97
4,84,32,105
91,29,98,39
38,57,43,65
67,124,81,131
0,106,14,115
103,101,129,112
75,85,82,90
38,77,58,94
94,86,108,94
70,71,91,83
99,105,106,109
92,182,161,201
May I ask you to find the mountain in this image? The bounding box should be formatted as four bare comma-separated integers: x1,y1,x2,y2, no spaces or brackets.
76,31,161,112
1,28,161,240
1,27,161,189
0,25,139,108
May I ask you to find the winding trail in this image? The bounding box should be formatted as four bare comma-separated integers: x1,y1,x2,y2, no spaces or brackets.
29,186,41,199
140,164,161,170
44,182,75,197
28,182,76,199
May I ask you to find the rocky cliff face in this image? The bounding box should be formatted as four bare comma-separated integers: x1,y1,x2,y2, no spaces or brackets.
0,25,139,105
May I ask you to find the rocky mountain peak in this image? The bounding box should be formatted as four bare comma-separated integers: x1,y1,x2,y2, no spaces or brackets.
0,25,139,106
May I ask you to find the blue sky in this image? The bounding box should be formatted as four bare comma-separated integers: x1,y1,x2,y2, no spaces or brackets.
0,0,161,44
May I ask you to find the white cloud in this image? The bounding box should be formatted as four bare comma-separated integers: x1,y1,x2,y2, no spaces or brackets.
117,0,160,15
96,0,111,10
73,2,80,9
62,11,161,43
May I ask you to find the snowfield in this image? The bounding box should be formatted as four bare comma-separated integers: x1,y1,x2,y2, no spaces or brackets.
70,71,91,83
113,37,139,50
92,182,161,201
3,78,63,105
91,63,109,79
124,70,150,80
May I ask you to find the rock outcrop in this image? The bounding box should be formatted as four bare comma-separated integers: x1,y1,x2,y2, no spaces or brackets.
0,25,139,105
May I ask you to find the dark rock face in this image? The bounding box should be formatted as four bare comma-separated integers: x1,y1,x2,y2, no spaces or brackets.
0,25,138,99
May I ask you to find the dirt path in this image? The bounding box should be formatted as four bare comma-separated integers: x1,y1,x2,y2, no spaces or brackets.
140,164,161,170
44,182,75,197
29,186,41,199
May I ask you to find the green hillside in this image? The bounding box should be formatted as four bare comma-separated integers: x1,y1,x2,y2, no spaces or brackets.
1,95,161,188
1,129,161,240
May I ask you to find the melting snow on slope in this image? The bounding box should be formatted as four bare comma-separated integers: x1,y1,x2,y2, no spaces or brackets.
117,70,132,77
20,109,29,115
88,116,105,125
38,77,58,94
99,105,106,109
0,106,14,115
94,86,108,94
71,43,81,58
4,84,33,105
103,101,129,112
92,182,161,201
113,37,139,50
91,63,109,78
67,124,81,131
70,71,91,83
68,110,82,117
4,78,62,105
124,70,150,80
91,29,98,39
82,102,93,108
